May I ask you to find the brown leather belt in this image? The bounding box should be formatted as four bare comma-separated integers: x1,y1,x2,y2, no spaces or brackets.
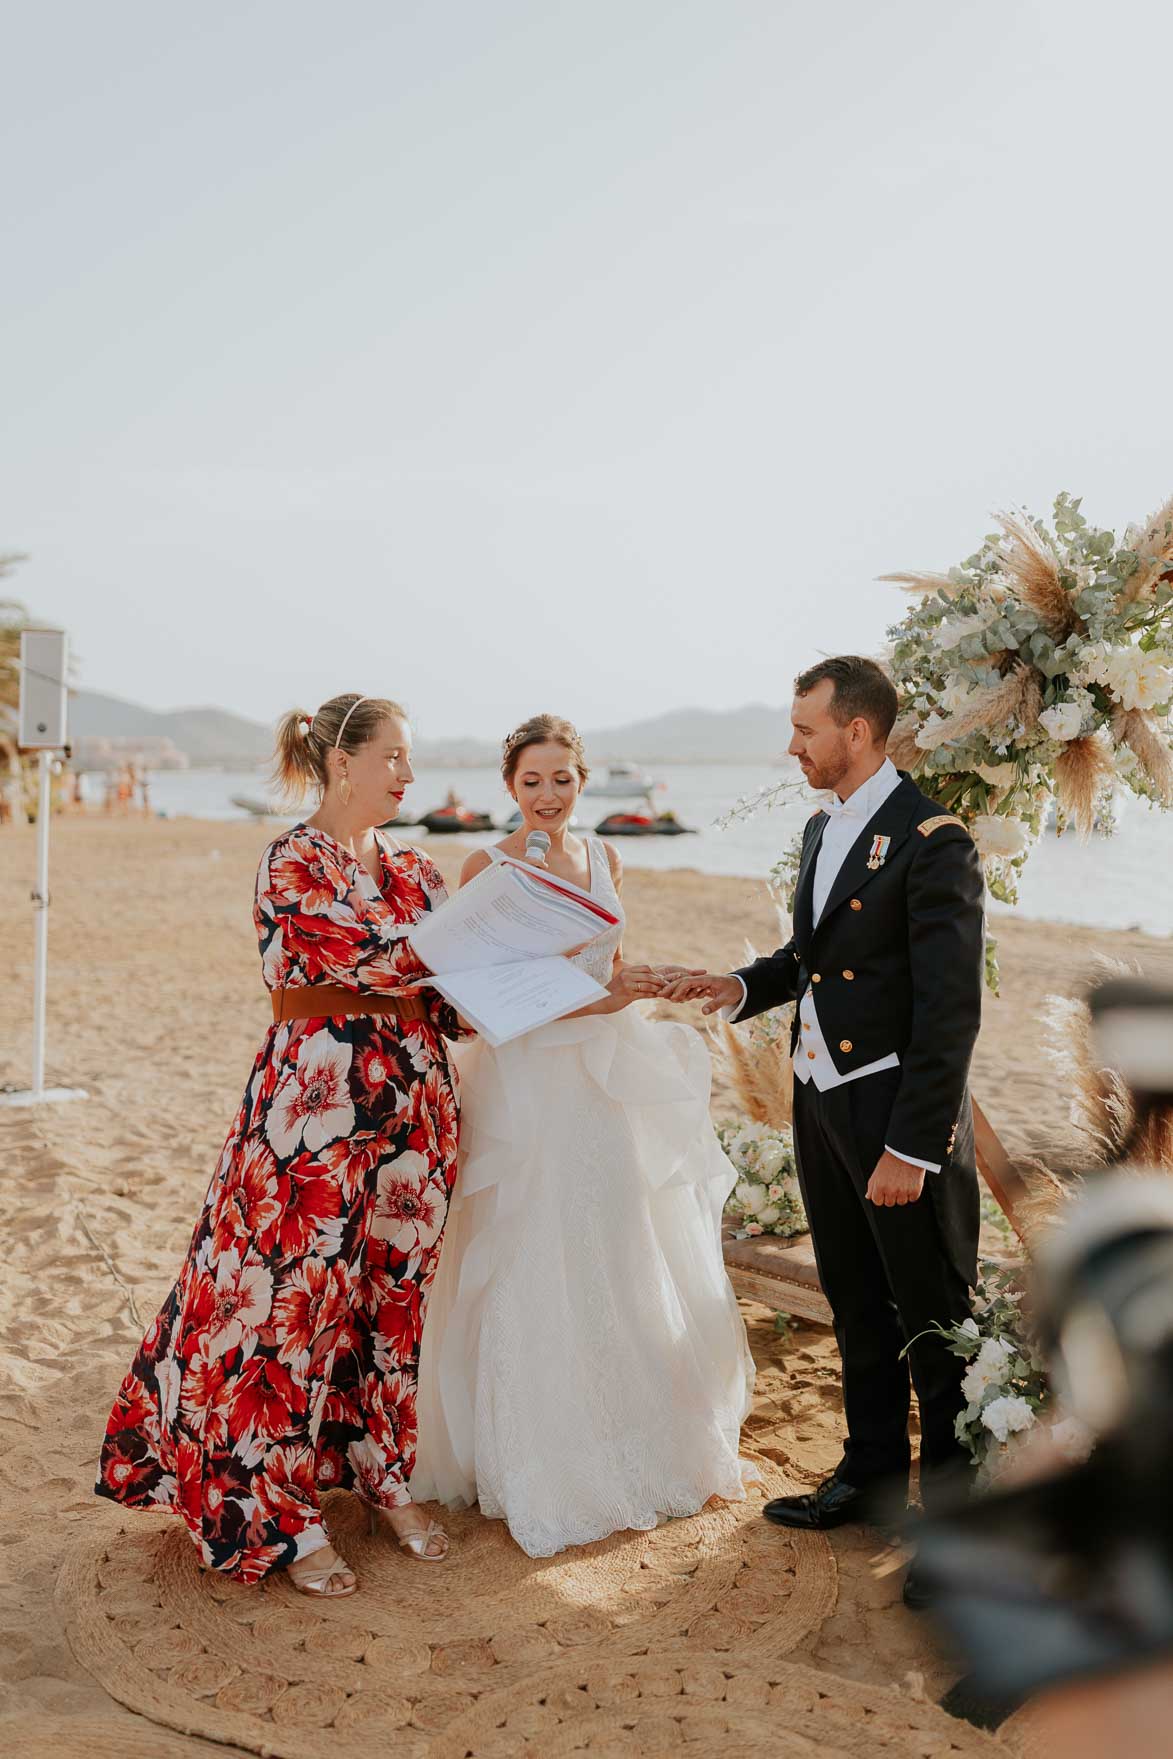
271,984,430,1025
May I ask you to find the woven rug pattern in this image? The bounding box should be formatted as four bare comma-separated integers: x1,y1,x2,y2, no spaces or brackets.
60,1444,841,1758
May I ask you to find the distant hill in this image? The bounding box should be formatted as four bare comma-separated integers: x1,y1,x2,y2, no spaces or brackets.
68,690,788,767
70,691,274,766
585,703,785,764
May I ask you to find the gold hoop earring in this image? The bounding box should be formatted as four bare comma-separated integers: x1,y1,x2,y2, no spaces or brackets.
339,778,352,806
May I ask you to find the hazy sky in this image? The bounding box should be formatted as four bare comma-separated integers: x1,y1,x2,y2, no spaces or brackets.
5,1,1171,741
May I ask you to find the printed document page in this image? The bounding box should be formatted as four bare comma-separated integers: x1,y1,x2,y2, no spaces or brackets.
428,956,607,1047
408,855,617,974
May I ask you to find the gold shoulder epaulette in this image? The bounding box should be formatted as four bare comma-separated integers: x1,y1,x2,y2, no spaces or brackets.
917,814,969,837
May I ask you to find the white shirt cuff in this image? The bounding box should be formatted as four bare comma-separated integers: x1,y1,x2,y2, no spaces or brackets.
885,1144,941,1176
719,974,748,1023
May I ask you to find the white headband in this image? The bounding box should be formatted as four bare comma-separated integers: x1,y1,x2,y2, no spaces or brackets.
334,697,367,749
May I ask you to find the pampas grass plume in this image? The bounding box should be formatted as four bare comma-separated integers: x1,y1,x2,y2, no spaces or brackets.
878,571,965,600
1054,735,1115,836
1114,706,1173,806
995,511,1082,640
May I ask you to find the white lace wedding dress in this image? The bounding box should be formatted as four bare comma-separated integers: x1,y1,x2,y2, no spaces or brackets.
411,838,756,1557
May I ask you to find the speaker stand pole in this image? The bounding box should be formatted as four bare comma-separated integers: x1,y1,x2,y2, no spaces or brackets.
0,750,87,1109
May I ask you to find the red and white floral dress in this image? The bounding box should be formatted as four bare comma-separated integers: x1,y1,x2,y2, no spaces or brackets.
95,824,470,1582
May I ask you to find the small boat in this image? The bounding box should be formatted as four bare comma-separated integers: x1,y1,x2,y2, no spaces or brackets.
584,762,661,798
419,791,495,834
594,808,695,837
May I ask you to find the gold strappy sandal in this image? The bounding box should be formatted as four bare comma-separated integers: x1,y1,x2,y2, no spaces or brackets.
367,1502,450,1562
287,1544,358,1598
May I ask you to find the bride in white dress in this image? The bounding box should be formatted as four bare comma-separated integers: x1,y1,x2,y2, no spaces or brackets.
412,714,756,1557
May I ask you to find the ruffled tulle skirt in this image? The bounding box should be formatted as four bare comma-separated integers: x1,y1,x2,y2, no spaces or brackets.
411,1007,756,1557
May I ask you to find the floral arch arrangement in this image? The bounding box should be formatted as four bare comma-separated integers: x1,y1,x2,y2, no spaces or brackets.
882,492,1173,903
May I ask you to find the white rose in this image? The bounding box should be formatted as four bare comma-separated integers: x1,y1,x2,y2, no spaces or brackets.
1077,644,1173,712
961,1336,1014,1403
1112,651,1173,711
974,762,1017,789
972,813,1028,858
980,1394,1036,1443
1038,701,1085,742
738,1182,766,1216
758,1141,786,1178
757,1204,782,1226
733,1181,757,1214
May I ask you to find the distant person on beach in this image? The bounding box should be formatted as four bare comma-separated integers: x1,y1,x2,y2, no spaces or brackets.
95,693,473,1597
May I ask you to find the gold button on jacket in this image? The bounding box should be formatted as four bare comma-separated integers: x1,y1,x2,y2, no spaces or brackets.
811,972,821,983
842,969,854,980
807,1050,816,1060
839,1039,853,1053
850,899,862,912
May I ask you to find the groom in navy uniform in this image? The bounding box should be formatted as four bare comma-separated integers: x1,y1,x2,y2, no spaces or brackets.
665,657,984,1599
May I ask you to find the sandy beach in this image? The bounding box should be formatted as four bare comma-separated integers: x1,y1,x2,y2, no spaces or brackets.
3,815,1172,1757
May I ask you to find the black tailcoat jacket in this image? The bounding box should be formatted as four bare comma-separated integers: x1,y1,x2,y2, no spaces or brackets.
734,772,985,1174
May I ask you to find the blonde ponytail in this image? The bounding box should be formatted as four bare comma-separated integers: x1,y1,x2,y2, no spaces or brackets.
270,694,408,803
272,709,322,803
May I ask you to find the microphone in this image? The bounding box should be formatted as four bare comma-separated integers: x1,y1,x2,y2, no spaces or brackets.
525,829,551,864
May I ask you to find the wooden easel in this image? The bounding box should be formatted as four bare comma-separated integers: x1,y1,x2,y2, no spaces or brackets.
721,1096,1024,1323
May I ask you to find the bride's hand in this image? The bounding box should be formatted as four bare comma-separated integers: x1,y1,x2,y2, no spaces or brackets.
606,963,667,1009
653,966,708,994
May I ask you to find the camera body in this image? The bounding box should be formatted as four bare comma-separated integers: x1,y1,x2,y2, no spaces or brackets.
918,981,1173,1707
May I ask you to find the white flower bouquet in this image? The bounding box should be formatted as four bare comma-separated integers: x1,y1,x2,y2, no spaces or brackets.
883,493,1173,914
716,1120,807,1239
724,492,1173,991
914,1259,1092,1481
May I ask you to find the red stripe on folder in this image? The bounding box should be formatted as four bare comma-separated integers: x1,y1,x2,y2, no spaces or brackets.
504,858,620,925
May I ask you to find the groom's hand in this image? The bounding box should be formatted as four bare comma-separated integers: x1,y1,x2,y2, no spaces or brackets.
659,970,742,1015
866,1151,926,1208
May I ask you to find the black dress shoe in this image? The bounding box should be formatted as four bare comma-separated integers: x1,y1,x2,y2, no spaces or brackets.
762,1473,887,1531
901,1561,935,1611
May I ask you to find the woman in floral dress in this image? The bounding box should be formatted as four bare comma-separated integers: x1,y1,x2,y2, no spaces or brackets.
96,694,471,1596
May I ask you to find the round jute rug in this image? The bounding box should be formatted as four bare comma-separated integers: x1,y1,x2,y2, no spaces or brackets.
60,1452,836,1759
429,1653,1010,1757
0,1714,233,1759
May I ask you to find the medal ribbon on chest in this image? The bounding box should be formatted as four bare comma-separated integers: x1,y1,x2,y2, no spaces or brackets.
866,834,891,872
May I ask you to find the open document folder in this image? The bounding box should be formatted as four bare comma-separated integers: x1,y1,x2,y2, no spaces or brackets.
407,854,621,1047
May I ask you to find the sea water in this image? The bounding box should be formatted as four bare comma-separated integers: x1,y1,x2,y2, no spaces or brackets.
98,764,1173,939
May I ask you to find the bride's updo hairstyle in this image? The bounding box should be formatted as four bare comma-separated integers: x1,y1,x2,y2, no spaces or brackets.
501,714,590,791
272,692,407,802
